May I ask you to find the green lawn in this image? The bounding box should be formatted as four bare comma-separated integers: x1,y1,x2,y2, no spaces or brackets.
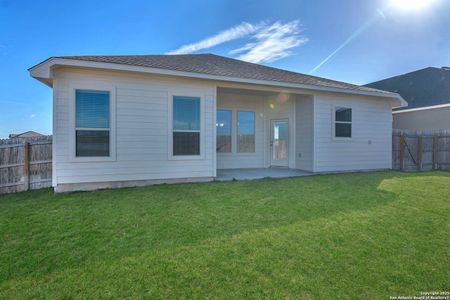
0,172,448,299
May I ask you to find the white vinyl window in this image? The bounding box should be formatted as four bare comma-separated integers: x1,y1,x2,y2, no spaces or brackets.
334,107,352,138
216,110,232,153
172,96,201,156
237,111,256,153
75,90,110,157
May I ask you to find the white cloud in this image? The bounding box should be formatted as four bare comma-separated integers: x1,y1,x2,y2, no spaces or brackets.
30,114,36,119
165,20,308,64
230,20,308,63
166,22,263,55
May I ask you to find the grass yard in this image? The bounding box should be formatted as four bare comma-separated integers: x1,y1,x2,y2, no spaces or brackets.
0,171,449,299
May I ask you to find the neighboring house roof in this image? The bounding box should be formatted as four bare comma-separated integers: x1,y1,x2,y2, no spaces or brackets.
8,131,45,138
29,54,406,107
392,103,450,114
365,67,450,111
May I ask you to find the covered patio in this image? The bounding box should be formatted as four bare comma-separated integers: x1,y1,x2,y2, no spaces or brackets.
216,87,315,173
215,168,313,182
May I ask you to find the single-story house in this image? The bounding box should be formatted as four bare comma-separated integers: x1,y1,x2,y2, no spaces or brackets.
9,131,45,139
366,66,450,131
392,104,450,131
29,54,406,192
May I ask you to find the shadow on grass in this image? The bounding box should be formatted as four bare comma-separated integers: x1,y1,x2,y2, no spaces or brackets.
2,171,449,299
0,171,448,285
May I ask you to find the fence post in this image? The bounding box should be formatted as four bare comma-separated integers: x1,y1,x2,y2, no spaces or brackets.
432,135,438,170
23,142,30,191
399,133,405,171
417,135,423,171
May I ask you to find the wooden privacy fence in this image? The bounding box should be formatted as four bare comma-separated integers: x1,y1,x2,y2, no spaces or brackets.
1,130,449,194
0,138,52,195
392,129,450,171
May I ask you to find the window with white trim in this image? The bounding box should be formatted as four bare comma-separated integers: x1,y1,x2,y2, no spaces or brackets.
216,110,232,153
237,111,255,153
173,96,201,156
75,90,110,157
334,107,352,138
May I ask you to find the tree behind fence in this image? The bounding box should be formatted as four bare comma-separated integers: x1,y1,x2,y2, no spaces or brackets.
0,136,52,195
392,129,450,171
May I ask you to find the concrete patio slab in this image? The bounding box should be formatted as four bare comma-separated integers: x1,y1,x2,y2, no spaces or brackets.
216,168,313,182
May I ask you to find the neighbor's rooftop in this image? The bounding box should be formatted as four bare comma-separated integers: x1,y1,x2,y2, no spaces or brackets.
366,66,450,110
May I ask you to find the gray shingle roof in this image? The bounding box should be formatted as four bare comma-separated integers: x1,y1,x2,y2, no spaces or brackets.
54,54,392,95
365,67,450,110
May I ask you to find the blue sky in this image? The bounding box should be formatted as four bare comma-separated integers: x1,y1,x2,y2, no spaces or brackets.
0,0,449,138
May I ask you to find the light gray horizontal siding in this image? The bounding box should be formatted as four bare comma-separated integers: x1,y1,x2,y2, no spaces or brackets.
313,93,392,172
295,95,314,171
216,93,266,169
53,69,216,186
393,106,450,131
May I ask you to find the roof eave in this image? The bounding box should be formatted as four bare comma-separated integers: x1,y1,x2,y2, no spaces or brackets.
391,94,408,109
29,57,407,107
393,102,450,113
29,57,57,87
